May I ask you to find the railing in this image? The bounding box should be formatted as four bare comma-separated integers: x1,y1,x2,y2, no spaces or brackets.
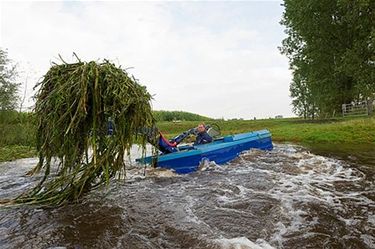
342,101,372,117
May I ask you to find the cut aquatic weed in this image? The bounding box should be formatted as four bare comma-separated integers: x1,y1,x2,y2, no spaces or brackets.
12,57,154,206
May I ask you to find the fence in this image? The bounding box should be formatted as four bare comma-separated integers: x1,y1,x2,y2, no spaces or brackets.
342,100,373,117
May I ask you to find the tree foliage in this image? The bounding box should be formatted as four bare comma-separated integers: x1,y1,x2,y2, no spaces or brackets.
153,110,212,122
0,48,20,111
280,0,375,118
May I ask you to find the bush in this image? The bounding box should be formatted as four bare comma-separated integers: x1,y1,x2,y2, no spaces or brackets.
0,110,36,147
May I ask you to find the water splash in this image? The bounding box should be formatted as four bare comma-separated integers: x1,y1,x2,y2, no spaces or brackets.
0,143,374,248
213,237,275,249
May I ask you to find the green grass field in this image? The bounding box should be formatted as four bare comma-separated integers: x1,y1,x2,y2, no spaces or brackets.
1,111,374,162
157,116,375,145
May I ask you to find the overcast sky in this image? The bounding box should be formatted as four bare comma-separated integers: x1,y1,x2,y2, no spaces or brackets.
0,0,293,119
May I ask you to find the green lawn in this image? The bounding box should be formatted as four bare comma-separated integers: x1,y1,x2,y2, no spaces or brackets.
0,145,36,162
158,116,375,145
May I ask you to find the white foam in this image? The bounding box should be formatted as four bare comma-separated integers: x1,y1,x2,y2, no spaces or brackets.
199,159,221,172
368,214,375,226
248,144,374,247
214,237,275,249
361,234,375,249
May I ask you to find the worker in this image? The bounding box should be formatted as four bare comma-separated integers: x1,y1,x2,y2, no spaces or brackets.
193,123,213,145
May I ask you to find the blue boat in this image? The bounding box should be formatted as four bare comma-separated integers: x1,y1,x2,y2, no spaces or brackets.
137,129,273,174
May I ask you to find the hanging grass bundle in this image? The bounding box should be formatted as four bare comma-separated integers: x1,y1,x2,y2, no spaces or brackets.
15,58,155,205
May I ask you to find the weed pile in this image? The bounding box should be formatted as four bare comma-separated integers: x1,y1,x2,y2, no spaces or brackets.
15,59,154,205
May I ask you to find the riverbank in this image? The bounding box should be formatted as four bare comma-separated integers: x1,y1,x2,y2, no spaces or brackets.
0,111,36,162
0,145,36,162
158,116,375,144
1,114,374,162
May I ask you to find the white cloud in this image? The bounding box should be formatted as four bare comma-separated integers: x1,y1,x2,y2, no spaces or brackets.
1,1,293,119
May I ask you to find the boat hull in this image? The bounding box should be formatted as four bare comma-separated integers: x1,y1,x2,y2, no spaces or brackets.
137,129,273,174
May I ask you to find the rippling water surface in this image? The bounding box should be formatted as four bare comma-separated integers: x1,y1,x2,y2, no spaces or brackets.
0,144,374,249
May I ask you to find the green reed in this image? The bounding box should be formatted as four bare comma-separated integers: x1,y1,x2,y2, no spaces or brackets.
13,58,154,205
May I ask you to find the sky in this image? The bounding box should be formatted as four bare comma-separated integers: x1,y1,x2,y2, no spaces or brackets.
0,0,294,119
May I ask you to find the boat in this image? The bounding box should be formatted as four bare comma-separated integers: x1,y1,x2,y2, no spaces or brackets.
136,129,273,174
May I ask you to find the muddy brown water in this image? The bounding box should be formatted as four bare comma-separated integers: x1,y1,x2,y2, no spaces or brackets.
0,143,374,249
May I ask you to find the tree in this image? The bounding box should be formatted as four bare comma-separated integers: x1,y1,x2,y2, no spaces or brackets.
0,48,20,110
337,0,375,100
280,0,374,118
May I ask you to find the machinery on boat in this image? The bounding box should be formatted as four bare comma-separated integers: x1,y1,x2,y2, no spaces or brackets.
137,125,273,173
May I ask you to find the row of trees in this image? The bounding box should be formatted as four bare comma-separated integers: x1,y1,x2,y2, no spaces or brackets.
0,48,19,111
153,110,212,122
280,0,374,118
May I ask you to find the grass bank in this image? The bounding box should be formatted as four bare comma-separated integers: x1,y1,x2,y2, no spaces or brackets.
157,116,375,145
0,145,36,162
1,111,374,162
0,111,36,162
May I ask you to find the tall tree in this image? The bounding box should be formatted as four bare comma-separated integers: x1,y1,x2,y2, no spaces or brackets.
337,0,375,100
280,0,374,118
0,49,20,110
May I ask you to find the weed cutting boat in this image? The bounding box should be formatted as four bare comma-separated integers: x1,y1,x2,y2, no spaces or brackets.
137,129,273,173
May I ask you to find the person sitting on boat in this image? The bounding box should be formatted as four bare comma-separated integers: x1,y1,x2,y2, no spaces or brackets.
140,124,214,154
194,123,213,145
158,124,212,152
157,132,178,154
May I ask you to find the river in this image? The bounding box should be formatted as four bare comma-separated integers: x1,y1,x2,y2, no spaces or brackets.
0,143,374,249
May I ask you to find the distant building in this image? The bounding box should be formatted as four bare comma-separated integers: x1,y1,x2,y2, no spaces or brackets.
275,115,283,119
